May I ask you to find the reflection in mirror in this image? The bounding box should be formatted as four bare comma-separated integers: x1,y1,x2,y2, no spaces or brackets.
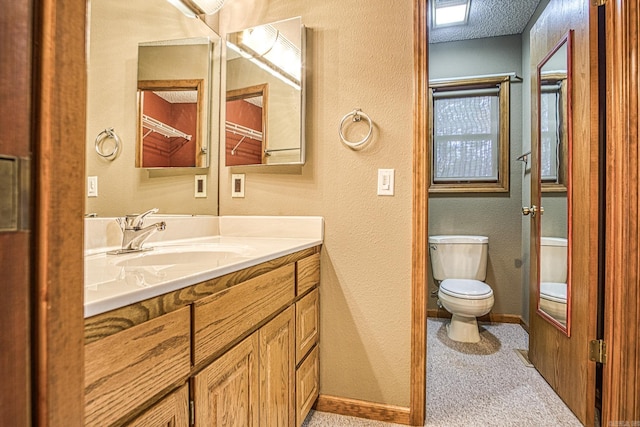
537,30,573,335
137,39,215,168
137,80,203,167
86,0,223,217
539,39,570,192
225,17,305,166
225,84,268,166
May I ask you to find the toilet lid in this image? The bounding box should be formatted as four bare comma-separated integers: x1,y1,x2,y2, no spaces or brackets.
540,282,567,303
439,279,493,300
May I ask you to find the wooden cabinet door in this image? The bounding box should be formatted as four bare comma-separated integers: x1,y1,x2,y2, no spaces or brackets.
194,333,260,426
295,289,319,365
295,346,319,427
125,384,190,427
259,306,295,427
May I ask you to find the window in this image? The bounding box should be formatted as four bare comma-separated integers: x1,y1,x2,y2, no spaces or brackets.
540,88,560,182
428,76,510,193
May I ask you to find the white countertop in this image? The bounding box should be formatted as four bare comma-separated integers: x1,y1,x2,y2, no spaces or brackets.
84,216,323,318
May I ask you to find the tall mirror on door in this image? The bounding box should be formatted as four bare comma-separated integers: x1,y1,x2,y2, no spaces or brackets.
225,17,305,166
537,30,573,335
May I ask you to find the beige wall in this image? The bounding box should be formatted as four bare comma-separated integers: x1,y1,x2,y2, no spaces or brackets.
86,0,221,217
220,0,414,406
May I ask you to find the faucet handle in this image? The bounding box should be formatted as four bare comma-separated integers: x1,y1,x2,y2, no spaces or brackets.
124,208,159,229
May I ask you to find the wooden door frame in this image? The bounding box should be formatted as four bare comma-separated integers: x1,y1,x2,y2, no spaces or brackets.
410,0,429,424
33,0,86,425
603,0,640,423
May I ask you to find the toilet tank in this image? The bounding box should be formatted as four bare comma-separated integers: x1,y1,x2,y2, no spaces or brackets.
540,237,567,283
428,235,488,281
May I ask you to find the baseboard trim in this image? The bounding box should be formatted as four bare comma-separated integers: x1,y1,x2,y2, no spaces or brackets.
427,308,526,327
314,394,411,425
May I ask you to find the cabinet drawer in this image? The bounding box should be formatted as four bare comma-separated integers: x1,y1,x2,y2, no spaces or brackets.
193,264,295,366
297,253,320,295
296,345,319,427
84,307,191,427
296,288,319,365
124,384,189,427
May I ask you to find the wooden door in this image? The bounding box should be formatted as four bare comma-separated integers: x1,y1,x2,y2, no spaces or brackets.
0,2,33,425
528,0,599,425
193,333,260,426
259,306,296,427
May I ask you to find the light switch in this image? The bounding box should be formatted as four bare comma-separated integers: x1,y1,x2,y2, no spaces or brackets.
195,175,207,198
377,169,394,196
87,176,98,198
232,174,245,198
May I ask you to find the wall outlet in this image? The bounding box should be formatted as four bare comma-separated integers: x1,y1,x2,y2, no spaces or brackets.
195,175,207,198
231,174,245,198
377,169,394,196
87,176,98,198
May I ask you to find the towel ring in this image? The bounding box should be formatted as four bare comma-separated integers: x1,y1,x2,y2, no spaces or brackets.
339,109,373,148
95,128,121,160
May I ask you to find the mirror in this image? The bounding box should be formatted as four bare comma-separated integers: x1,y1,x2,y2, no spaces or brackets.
86,0,222,216
137,38,215,168
536,30,573,334
225,17,305,166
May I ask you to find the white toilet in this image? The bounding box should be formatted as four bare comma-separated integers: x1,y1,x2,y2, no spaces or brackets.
429,235,494,343
539,237,568,325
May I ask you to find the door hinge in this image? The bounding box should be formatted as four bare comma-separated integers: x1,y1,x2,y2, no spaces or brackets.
190,399,195,425
592,0,606,6
589,339,607,364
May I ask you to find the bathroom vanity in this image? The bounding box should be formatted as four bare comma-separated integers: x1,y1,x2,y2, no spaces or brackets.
83,216,322,426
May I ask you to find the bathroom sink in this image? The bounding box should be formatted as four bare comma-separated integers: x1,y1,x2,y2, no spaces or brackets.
112,244,252,268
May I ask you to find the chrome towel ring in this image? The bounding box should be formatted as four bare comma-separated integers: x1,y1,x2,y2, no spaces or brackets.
95,128,121,160
339,109,373,148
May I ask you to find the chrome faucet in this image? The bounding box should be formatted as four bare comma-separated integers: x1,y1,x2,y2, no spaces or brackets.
108,208,166,254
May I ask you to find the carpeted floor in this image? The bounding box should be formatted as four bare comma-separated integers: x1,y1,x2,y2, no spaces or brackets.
302,318,582,427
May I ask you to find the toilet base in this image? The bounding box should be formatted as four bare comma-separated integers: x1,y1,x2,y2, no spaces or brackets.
447,314,481,343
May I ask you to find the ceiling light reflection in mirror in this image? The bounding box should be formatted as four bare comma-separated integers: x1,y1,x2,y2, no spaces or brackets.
225,17,305,166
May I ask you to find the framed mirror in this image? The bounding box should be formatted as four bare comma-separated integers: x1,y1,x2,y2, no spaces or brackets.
137,38,217,168
536,30,573,335
225,17,305,166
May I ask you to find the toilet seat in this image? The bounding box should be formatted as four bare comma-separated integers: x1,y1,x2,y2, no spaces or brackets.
439,279,493,300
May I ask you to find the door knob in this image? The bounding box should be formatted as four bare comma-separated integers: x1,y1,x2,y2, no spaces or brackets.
522,205,544,217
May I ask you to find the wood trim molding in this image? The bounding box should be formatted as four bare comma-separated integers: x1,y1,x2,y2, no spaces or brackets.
603,0,640,423
410,0,429,425
34,0,87,425
315,395,410,424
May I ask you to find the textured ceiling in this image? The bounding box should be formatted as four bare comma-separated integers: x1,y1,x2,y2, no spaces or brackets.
153,90,197,104
430,0,541,44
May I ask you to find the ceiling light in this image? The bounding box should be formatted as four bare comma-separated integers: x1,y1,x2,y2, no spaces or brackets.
433,0,470,28
166,0,225,18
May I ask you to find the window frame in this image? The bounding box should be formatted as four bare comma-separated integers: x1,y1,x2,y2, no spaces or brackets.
428,75,511,193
